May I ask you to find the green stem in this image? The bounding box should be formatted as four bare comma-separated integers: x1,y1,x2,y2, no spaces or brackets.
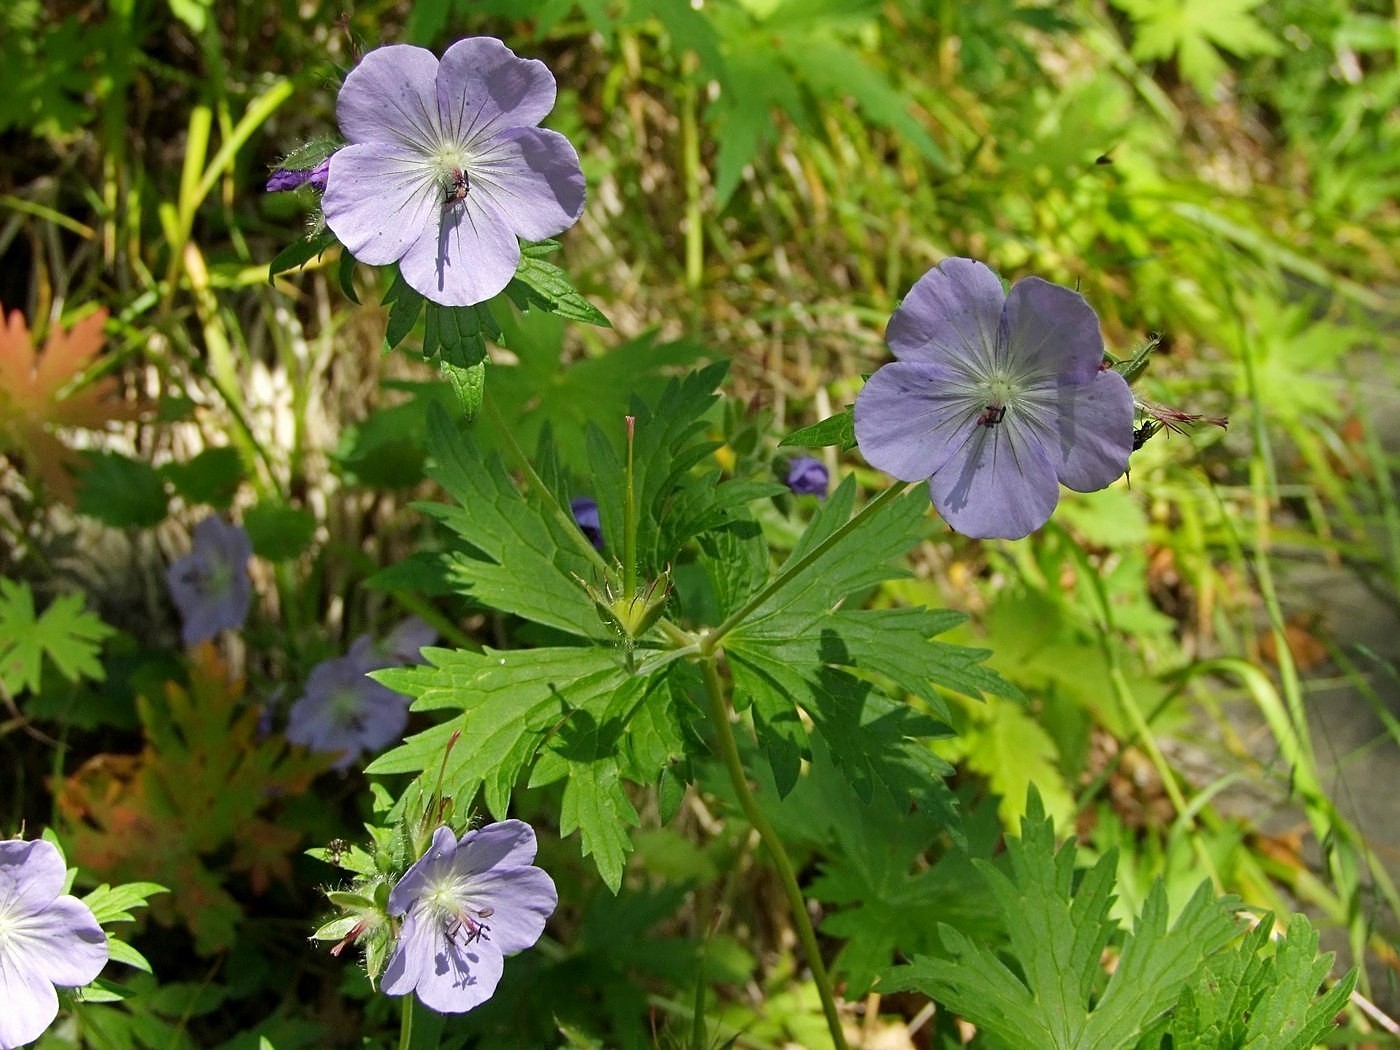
398,995,413,1050
698,657,849,1050
624,416,638,601
710,481,910,645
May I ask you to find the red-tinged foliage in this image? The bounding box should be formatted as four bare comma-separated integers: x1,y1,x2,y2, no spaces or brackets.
55,645,329,954
0,304,140,502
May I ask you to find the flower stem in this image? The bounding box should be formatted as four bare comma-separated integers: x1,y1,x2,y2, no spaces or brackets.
398,995,413,1050
698,655,849,1050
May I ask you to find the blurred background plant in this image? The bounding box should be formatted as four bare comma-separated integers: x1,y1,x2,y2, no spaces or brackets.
1,0,1397,1045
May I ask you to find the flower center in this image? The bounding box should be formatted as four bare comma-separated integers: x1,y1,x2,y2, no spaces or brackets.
424,875,493,946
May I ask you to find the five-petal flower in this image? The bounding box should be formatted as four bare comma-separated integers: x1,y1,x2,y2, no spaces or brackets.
166,516,254,645
854,258,1134,539
382,821,557,1013
322,37,586,307
0,839,108,1050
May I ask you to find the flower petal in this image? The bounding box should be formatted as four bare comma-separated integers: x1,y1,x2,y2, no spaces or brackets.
388,828,458,916
436,37,557,144
0,954,58,1050
381,909,432,996
1001,277,1104,383
473,127,585,242
24,896,108,987
854,360,986,482
467,866,556,955
337,45,443,147
417,936,503,1014
928,423,1060,540
461,819,538,871
323,143,441,267
398,193,521,306
885,258,1005,371
0,840,65,910
1047,369,1134,492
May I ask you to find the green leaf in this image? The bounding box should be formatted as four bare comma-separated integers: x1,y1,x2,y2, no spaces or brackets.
438,359,485,421
268,226,338,281
505,243,611,327
83,881,167,925
420,406,607,638
74,450,168,527
382,269,426,353
1110,0,1281,95
780,407,856,451
242,501,317,561
881,791,1243,1049
160,446,244,508
0,579,114,695
423,300,499,368
369,646,628,818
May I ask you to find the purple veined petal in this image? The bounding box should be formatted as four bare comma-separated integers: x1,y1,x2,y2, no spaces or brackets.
1001,276,1105,383
336,45,443,147
381,908,432,996
459,820,539,873
1,840,66,909
927,422,1060,540
388,827,458,915
885,258,1006,372
398,191,522,306
323,142,442,267
0,963,59,1050
1047,369,1134,492
24,896,108,987
415,929,504,1014
471,127,586,242
436,37,558,145
854,360,988,483
463,865,557,955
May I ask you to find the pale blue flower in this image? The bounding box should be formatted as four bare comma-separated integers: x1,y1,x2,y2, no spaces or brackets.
0,839,108,1050
854,258,1134,539
382,822,556,1013
166,516,253,645
785,456,829,498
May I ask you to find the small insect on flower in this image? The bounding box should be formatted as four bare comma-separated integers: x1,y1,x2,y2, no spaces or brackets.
976,404,1007,427
443,167,469,211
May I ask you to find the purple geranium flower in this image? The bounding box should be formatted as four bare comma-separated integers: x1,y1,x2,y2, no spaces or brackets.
0,839,108,1050
348,616,437,671
382,822,556,1014
854,258,1133,540
321,37,586,307
166,516,254,645
785,456,829,498
569,496,603,550
266,156,332,193
285,652,411,770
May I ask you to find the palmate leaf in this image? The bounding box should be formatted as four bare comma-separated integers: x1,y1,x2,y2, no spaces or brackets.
0,578,114,696
419,405,606,639
1110,0,1280,95
881,791,1243,1049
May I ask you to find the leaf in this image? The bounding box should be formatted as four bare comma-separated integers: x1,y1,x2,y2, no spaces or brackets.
267,226,338,281
1110,0,1281,95
74,450,168,527
0,578,114,696
242,501,317,561
780,407,856,451
369,646,628,818
419,406,607,638
160,446,244,508
422,300,499,369
0,305,140,503
881,790,1243,1049
505,242,611,327
382,269,425,353
438,359,486,421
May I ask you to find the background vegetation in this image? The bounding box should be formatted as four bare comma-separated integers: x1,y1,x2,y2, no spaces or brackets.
2,0,1397,1045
